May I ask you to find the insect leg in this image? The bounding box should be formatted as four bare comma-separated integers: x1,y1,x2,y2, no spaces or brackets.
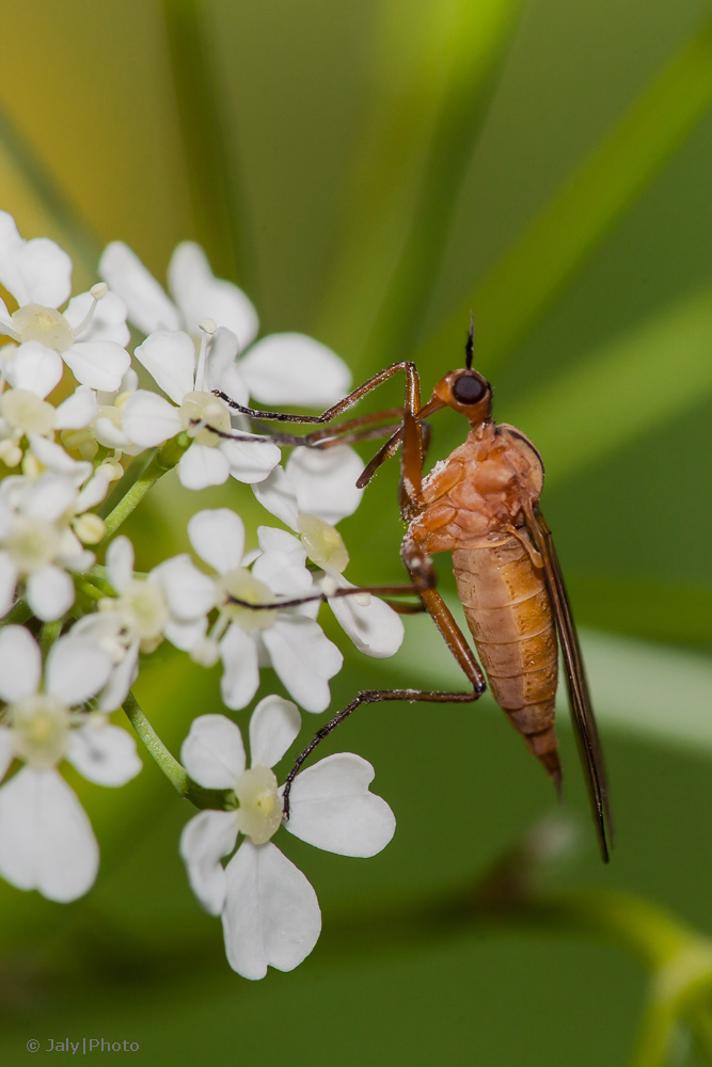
226,582,428,613
214,360,421,426
198,413,405,450
281,552,487,817
282,686,479,818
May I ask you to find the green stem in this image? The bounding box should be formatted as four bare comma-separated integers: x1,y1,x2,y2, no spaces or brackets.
39,620,62,656
100,442,183,542
122,691,188,798
5,598,32,625
483,890,712,1067
122,691,234,811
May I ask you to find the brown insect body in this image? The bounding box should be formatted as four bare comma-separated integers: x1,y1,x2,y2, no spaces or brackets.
217,343,613,861
409,419,561,783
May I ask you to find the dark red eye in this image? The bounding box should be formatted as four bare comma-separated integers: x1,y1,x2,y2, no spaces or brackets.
452,374,487,404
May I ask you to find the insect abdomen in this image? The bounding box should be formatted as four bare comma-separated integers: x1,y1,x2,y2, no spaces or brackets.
452,534,561,784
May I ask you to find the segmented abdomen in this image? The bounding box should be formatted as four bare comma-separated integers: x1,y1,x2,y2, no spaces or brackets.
452,533,561,783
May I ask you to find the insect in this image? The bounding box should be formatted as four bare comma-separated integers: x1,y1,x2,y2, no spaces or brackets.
210,323,613,862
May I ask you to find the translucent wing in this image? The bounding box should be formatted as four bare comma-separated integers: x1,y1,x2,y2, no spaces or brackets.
524,504,613,863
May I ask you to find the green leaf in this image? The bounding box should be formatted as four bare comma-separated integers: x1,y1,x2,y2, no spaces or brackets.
317,0,521,355
416,19,712,371
162,0,256,288
0,109,100,280
504,284,712,488
398,613,712,752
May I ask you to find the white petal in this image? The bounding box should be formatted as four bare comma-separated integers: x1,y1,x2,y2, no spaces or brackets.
221,841,321,979
46,635,112,705
7,341,63,397
181,713,246,788
257,526,304,558
262,617,343,713
122,389,182,447
0,727,15,781
99,645,139,711
164,616,206,652
219,434,280,486
67,721,142,786
203,327,249,401
14,238,72,308
0,212,23,299
329,577,404,658
252,549,312,598
64,290,130,346
100,242,180,335
134,329,195,404
75,467,111,512
284,753,395,857
106,535,133,592
188,508,245,574
168,242,259,347
240,333,351,406
26,565,74,621
0,768,98,901
249,695,300,769
94,415,131,450
27,436,88,477
54,386,97,430
0,625,40,701
181,809,238,915
219,625,259,710
178,442,230,490
63,341,130,391
252,465,299,529
0,553,18,617
151,555,215,620
223,845,322,977
288,445,364,523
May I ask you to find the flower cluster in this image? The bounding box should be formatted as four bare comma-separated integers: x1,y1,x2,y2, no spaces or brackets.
0,214,403,979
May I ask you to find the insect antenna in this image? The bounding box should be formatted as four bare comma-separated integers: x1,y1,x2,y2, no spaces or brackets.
465,312,475,369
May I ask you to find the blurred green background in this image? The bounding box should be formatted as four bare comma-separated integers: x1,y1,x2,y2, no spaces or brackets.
1,0,712,1063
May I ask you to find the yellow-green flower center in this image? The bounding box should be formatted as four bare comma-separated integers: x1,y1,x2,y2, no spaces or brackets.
218,567,276,632
235,765,282,844
11,305,74,353
11,694,69,768
180,391,231,447
0,388,55,436
112,580,168,646
6,516,61,572
298,513,349,573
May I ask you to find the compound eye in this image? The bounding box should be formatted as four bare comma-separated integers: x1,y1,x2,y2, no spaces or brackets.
452,374,487,404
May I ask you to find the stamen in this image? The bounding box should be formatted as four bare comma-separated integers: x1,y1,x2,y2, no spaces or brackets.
73,301,99,339
194,319,216,391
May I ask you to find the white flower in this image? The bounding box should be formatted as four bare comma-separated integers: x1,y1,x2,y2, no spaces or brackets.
121,327,281,490
0,213,130,392
186,508,343,712
180,699,395,979
0,342,97,468
100,240,351,406
0,626,141,901
64,366,144,461
73,535,216,710
0,471,100,621
255,447,404,658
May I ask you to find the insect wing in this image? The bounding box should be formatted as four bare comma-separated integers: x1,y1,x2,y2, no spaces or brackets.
524,505,613,863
